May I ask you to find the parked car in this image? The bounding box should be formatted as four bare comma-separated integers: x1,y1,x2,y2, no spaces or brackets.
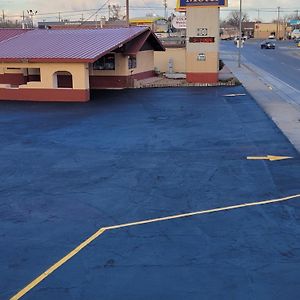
291,29,300,39
261,39,276,49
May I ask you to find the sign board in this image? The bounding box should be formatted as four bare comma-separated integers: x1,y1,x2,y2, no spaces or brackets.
197,53,206,61
176,0,228,11
289,20,300,26
197,28,208,36
172,16,187,29
189,36,215,43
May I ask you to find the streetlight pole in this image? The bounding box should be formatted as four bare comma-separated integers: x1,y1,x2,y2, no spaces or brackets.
238,0,242,67
27,9,37,28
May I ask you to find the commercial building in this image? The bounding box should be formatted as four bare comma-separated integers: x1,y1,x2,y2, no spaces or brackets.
0,27,164,102
254,23,288,39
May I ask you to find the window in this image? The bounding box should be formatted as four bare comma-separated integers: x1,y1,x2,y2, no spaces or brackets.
93,54,115,70
53,71,73,88
128,55,137,69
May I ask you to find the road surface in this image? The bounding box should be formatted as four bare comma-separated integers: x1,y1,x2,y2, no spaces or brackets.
221,39,300,91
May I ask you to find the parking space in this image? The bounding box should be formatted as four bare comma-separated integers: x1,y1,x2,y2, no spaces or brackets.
1,86,300,299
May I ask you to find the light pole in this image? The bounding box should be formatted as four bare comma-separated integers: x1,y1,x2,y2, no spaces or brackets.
27,9,37,28
238,0,242,67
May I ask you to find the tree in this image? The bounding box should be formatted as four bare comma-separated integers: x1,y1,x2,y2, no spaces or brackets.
0,18,23,28
108,4,122,21
226,11,250,28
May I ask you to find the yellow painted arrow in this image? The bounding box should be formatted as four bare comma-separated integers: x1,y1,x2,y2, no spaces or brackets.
247,155,293,161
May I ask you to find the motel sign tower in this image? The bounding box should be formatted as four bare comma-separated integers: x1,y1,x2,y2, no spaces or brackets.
179,0,228,83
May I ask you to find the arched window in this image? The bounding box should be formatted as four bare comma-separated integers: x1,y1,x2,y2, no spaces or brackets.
53,71,73,88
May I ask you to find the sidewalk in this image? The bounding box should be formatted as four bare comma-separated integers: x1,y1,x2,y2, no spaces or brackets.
221,51,300,153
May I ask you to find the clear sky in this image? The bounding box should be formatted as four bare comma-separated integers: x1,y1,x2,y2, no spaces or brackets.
1,0,300,22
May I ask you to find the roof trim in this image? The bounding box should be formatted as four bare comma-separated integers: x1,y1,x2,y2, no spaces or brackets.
90,26,150,63
0,58,92,63
123,31,151,55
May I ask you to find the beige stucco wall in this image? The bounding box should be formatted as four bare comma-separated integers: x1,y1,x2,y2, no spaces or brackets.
1,62,89,89
186,51,218,73
154,48,186,73
186,7,220,75
89,50,154,77
254,23,286,39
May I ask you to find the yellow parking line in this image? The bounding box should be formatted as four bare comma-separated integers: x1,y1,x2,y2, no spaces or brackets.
10,228,107,300
11,194,300,299
104,193,300,230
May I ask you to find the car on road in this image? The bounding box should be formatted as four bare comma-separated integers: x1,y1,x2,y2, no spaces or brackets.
294,37,300,43
291,29,300,39
260,39,276,49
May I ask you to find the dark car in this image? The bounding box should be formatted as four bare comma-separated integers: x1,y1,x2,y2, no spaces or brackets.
261,39,276,49
294,37,300,43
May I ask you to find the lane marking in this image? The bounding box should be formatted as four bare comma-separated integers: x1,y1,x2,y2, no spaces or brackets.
11,194,300,299
247,155,293,161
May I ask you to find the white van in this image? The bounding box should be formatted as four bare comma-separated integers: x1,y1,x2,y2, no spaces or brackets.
291,29,300,39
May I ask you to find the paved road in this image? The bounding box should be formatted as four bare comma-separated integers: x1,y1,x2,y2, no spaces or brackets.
221,40,300,90
1,87,300,299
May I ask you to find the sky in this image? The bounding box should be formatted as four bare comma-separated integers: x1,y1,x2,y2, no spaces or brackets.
1,0,300,22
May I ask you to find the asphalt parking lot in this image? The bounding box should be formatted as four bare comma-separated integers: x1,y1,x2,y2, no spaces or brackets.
1,86,300,300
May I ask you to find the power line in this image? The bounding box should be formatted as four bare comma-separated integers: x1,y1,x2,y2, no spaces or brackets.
1,6,300,20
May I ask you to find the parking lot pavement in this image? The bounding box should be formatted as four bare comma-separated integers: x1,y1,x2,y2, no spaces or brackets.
1,86,300,300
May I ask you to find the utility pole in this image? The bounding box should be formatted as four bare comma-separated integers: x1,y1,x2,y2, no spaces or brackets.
238,0,242,67
257,9,260,22
22,11,25,29
163,0,167,19
276,6,280,39
126,0,129,26
58,12,61,22
2,10,5,23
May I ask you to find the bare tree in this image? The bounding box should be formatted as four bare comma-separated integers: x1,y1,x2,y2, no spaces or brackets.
226,11,250,28
0,18,22,28
282,12,300,22
108,4,122,21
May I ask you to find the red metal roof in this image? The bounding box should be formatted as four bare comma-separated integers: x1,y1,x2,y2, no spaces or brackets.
0,27,164,63
0,29,30,42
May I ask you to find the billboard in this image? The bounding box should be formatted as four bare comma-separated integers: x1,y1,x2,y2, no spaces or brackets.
176,0,228,11
172,16,187,29
289,20,300,26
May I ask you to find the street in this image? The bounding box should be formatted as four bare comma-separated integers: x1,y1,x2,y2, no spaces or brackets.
1,87,300,299
221,39,300,91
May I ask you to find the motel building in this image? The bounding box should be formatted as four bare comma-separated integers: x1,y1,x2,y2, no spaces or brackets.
0,0,227,102
0,27,164,102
